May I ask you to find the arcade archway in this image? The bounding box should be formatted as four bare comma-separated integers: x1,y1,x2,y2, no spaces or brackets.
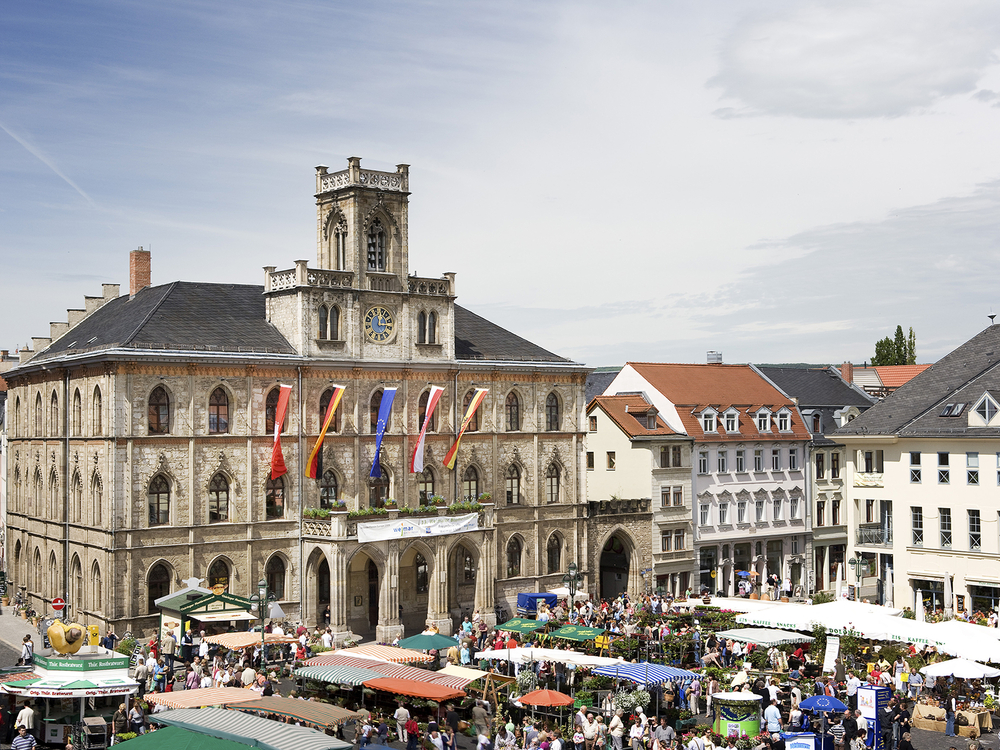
600,534,632,600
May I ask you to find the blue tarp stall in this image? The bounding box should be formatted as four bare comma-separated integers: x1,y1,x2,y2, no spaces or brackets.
516,593,557,615
593,661,699,686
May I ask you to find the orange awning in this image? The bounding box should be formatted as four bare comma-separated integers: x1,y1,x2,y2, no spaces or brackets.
146,687,263,709
362,677,465,701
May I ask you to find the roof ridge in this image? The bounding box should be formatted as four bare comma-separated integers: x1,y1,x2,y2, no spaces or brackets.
120,282,179,347
896,356,1000,433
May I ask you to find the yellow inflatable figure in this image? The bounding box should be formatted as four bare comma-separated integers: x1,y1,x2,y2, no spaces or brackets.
47,619,87,655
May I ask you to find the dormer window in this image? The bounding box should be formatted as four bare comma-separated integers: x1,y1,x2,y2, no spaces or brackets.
941,403,966,417
777,411,790,432
756,410,771,432
974,395,998,424
646,413,657,430
725,411,738,433
702,411,717,433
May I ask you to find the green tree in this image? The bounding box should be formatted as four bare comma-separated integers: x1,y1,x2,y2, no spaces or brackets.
907,327,916,365
872,336,895,366
893,325,907,364
872,326,917,366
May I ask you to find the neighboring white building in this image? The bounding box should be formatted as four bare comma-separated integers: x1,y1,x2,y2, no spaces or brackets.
586,393,693,596
602,362,812,597
837,325,1000,615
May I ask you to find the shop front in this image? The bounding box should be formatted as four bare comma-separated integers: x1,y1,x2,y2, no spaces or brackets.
156,586,256,648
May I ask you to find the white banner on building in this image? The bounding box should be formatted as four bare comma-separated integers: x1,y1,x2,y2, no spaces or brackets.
357,512,479,543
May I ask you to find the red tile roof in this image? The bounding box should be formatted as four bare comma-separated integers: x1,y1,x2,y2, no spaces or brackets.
871,365,932,389
589,394,680,439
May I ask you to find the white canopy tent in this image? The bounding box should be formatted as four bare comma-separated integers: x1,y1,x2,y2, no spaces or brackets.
921,658,1000,679
736,600,905,639
927,620,1000,663
475,647,624,668
670,596,789,614
712,628,815,647
548,587,590,601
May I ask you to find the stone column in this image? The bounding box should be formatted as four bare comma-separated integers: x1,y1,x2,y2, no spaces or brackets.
376,542,404,643
426,542,453,635
329,545,351,645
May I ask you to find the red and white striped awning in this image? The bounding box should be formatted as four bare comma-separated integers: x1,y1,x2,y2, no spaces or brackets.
303,653,470,690
336,644,434,664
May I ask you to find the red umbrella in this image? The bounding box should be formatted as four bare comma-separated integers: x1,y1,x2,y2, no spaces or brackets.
518,689,575,707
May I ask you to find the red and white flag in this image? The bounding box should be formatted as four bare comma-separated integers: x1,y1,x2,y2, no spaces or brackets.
270,384,293,480
410,386,444,473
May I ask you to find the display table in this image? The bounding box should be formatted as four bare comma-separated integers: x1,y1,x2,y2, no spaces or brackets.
912,704,992,736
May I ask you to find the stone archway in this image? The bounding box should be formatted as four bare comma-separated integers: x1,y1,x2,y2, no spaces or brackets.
399,542,432,635
599,534,632,600
347,548,383,637
304,548,330,626
447,541,478,627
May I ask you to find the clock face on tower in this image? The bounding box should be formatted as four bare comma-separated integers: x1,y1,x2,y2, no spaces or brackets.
364,306,396,342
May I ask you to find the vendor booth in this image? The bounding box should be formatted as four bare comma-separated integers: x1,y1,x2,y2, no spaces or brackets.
517,593,557,615
156,586,256,648
712,692,762,738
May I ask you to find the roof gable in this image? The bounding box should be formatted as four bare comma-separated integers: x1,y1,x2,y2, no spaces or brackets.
590,394,680,439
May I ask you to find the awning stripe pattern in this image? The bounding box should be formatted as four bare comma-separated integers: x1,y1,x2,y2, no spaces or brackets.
301,654,470,689
294,665,387,686
151,707,352,750
362,677,466,701
146,688,264,709
337,644,434,663
593,661,699,686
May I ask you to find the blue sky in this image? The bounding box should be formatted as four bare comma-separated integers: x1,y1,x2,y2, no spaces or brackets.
4,1,1000,366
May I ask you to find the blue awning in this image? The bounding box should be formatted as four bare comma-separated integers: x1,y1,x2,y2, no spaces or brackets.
593,661,698,686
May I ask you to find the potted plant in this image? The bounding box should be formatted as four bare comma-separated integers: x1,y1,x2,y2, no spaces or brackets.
477,492,492,504
330,500,348,513
384,499,398,509
431,495,447,507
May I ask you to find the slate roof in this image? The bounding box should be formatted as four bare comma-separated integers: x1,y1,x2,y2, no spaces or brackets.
453,305,571,363
836,325,1000,437
757,366,875,408
588,394,680,439
31,282,297,362
586,368,622,403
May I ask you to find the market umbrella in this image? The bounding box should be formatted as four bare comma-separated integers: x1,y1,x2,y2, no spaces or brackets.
398,633,461,651
884,567,894,608
835,563,844,600
916,590,925,622
920,659,1000,679
944,574,953,619
518,689,575,707
800,694,848,744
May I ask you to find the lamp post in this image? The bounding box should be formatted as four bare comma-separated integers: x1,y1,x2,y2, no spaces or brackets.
562,562,583,602
250,578,276,669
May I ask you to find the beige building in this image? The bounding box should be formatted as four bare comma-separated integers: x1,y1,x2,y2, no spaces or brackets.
3,158,590,641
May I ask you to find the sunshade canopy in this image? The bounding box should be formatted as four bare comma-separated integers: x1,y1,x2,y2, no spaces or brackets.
337,644,434,663
800,695,848,713
593,661,698,686
204,632,299,650
476,647,623,668
147,687,263,709
713,628,815,647
736,600,905,638
121,724,255,750
498,618,546,634
920,658,1000,679
518,689,574,706
226,695,362,727
437,665,516,685
550,625,605,641
151,707,351,750
362,677,466,701
398,633,461,651
300,654,469,689
295,664,387,686
926,621,1000,662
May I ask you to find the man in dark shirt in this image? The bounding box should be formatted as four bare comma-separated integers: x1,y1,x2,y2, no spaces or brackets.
842,711,858,743
445,705,459,735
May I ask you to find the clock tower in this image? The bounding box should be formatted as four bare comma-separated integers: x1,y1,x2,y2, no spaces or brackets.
264,157,455,361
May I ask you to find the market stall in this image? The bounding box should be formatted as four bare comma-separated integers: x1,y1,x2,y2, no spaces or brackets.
475,646,624,668
150,706,351,750
713,628,815,647
362,676,466,701
300,653,470,689
156,586,257,648
712,691,762,738
497,618,547,634
336,644,434,663
146,687,264,709
224,695,363,729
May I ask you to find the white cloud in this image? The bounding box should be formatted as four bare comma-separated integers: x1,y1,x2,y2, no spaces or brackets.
711,1,1000,118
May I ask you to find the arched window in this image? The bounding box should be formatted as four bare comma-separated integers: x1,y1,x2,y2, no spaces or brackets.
91,472,103,525
417,311,427,344
505,464,521,505
329,305,340,340
71,555,83,612
208,559,230,592
319,388,342,433
148,475,170,526
369,467,390,508
415,553,429,594
320,470,339,509
418,467,435,503
92,386,102,435
13,396,20,438
33,469,42,516
13,541,21,585
418,389,436,433
547,534,562,574
505,392,520,431
427,312,437,345
545,392,560,431
319,305,328,339
463,391,480,432
462,466,479,502
148,386,170,434
33,549,42,594
462,547,475,582
209,474,230,523
12,467,20,514
91,562,103,613
367,218,386,271
265,387,287,434
72,389,82,436
34,392,42,437
48,551,58,600
48,470,59,519
209,387,229,434
334,224,347,270
71,472,82,523
370,389,392,433
50,391,59,437
265,477,284,519
148,563,171,613
266,556,286,601
506,537,522,577
546,464,560,504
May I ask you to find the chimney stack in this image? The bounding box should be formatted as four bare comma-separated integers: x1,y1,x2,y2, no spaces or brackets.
841,361,854,382
130,247,151,296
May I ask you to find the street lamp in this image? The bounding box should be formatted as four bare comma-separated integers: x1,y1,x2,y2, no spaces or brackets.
562,562,583,602
250,578,276,669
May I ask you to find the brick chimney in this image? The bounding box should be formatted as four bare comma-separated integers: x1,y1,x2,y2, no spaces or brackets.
130,247,151,296
841,361,854,382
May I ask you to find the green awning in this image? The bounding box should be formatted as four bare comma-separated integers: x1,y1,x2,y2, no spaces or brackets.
121,725,253,750
295,664,387,686
498,618,545,634
550,625,605,641
151,707,351,750
2,679,40,688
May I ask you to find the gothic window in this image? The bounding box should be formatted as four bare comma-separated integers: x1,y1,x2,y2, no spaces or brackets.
319,305,328,339
506,537,523,577
505,464,521,505
92,386,102,435
266,556,286,600
34,392,42,437
462,466,479,502
546,464,560,504
547,533,562,574
33,469,42,516
48,552,58,600
50,390,59,437
370,389,392,433
209,387,229,434
265,387,287,434
91,562,102,613
463,390,480,432
505,392,520,431
148,386,170,435
148,475,170,526
12,467,19,514
91,472,103,525
208,559,230,591
369,468,390,508
320,470,339,508
367,218,386,271
209,473,230,523
71,556,83,612
418,467,435,503
335,224,347,270
415,553,429,593
545,392,561,431
148,563,171,613
265,477,284,519
427,312,437,344
72,389,82,436
319,388,342,433
418,389,436,432
329,306,340,340
462,547,475,582
417,311,427,344
71,471,82,523
33,549,41,594
48,470,59,519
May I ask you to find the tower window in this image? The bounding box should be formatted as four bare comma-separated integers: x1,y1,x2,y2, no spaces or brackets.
367,219,386,271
